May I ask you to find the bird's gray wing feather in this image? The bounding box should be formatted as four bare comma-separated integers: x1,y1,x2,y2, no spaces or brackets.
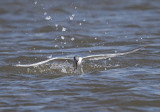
15,57,72,67
83,47,142,61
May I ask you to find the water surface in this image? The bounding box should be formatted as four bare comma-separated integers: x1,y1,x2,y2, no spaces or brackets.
0,0,160,112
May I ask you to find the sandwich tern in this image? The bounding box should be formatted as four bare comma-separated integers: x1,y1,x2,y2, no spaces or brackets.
15,47,143,70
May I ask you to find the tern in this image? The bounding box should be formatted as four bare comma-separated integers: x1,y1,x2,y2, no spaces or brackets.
15,47,143,70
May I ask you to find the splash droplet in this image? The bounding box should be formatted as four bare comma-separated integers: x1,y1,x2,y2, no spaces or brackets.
47,55,52,58
34,1,37,5
55,24,58,27
44,12,47,15
69,14,75,21
69,16,74,20
62,27,66,32
72,14,75,17
55,45,58,47
61,36,65,40
71,37,75,41
45,16,52,20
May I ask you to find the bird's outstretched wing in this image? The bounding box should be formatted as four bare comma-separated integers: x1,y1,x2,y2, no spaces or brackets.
15,57,72,67
82,47,142,61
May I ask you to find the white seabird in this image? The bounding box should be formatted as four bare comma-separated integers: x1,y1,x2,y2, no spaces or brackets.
15,47,143,70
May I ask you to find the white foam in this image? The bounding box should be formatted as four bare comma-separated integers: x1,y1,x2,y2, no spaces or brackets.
45,16,52,20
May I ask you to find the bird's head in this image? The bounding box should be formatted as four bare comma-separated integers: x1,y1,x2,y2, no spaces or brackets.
74,56,79,63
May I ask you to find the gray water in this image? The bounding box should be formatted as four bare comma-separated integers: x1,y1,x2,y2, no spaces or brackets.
0,0,160,112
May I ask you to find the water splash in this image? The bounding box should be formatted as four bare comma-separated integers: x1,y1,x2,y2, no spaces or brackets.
61,36,65,40
62,27,66,32
45,16,52,21
71,37,75,41
34,1,37,5
69,14,75,21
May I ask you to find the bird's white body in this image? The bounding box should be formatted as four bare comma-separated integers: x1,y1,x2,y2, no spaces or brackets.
77,57,83,65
